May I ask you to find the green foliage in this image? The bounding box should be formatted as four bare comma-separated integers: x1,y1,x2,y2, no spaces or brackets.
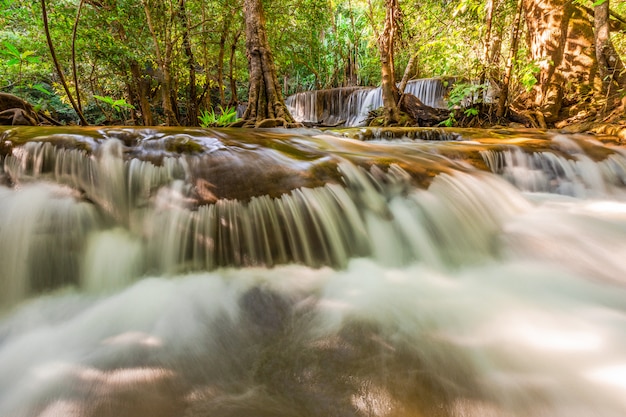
198,105,238,127
94,95,135,123
515,57,541,92
0,0,591,126
440,81,488,127
94,95,135,112
1,41,40,86
440,112,456,127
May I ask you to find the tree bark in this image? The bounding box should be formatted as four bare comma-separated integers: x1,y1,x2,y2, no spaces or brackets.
522,0,575,121
242,0,294,126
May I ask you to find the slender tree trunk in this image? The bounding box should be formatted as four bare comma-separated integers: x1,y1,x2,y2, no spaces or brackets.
398,52,418,93
378,0,401,125
178,0,197,125
71,0,85,115
595,0,626,96
480,0,495,87
496,0,523,118
347,0,359,86
242,0,294,126
129,60,154,125
142,0,178,126
228,30,242,107
217,15,233,107
42,0,88,125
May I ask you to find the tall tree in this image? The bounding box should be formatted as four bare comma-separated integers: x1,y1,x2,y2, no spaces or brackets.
241,0,294,127
377,0,401,125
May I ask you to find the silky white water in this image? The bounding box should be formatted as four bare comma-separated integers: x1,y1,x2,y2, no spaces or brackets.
0,127,626,417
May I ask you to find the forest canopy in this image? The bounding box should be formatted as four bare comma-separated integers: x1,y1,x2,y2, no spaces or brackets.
1,0,625,127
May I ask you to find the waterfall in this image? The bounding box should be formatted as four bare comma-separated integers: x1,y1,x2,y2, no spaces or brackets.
2,126,626,417
286,78,450,127
285,86,372,126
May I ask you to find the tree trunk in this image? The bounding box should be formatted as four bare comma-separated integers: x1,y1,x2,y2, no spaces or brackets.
228,30,242,107
142,0,178,126
218,15,233,107
41,0,88,125
179,0,197,126
347,0,359,86
480,0,495,87
595,0,626,96
522,0,574,121
242,0,294,127
71,0,85,115
398,52,418,94
378,0,401,125
129,60,154,126
496,0,523,118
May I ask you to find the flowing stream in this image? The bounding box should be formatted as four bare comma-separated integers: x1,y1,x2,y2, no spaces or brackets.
1,126,626,417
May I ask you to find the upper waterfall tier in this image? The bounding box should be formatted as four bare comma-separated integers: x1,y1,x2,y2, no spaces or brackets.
286,78,450,127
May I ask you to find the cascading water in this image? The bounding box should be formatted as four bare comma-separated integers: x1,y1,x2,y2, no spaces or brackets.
1,126,626,417
286,78,450,127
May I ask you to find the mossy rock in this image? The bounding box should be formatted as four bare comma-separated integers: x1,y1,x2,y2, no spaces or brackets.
165,136,204,153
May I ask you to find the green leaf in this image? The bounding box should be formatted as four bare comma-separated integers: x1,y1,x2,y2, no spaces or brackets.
464,107,479,116
592,0,607,5
20,50,36,59
2,41,20,58
113,99,134,109
31,84,52,96
94,95,115,105
25,56,40,64
6,58,19,66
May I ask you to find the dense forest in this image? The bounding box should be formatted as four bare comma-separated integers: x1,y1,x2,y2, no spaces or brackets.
0,0,625,130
